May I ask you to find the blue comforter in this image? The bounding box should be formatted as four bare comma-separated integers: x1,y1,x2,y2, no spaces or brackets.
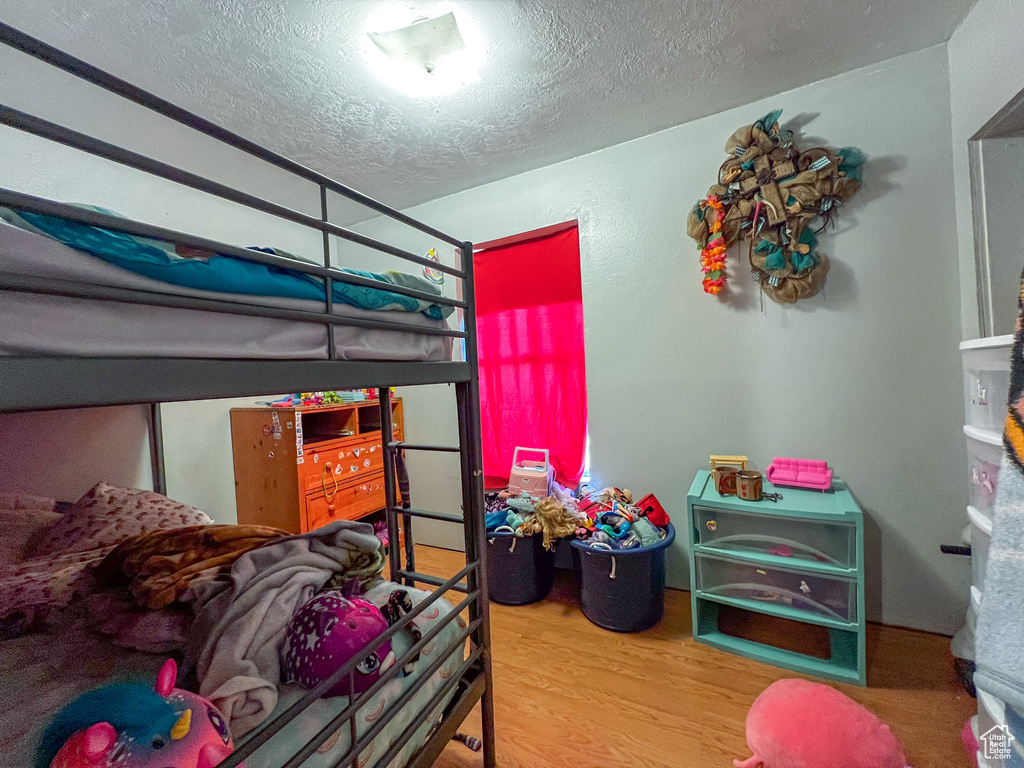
1,206,453,320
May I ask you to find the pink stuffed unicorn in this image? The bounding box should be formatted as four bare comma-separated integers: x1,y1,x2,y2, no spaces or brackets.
41,659,237,768
735,679,909,768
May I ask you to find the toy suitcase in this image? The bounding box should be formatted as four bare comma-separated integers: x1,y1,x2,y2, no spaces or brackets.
508,447,553,498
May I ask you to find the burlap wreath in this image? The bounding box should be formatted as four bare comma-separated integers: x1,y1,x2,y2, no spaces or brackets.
687,109,864,304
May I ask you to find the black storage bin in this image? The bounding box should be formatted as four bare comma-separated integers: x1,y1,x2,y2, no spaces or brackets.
553,537,574,570
571,523,676,632
486,531,555,605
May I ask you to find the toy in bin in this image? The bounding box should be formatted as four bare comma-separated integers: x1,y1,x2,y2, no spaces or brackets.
38,659,236,768
508,447,554,498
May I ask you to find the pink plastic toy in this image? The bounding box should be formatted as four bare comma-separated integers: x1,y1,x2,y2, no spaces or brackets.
507,447,553,498
961,717,979,762
765,457,833,491
281,592,394,697
47,659,236,768
734,679,908,768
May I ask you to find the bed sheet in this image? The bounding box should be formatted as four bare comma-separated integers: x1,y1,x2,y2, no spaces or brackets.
0,219,453,361
0,582,465,768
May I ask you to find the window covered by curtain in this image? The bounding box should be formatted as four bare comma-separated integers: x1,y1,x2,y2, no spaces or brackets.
473,224,588,488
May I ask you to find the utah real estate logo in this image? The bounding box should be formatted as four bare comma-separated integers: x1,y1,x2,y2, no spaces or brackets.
981,724,1016,761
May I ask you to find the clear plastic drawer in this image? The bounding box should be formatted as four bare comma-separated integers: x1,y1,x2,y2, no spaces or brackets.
962,337,1012,432
695,553,857,623
694,506,856,568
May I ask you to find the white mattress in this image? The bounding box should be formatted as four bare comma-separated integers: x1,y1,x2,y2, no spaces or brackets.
0,219,453,361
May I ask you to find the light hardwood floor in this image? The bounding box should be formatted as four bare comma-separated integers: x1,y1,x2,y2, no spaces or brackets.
408,546,976,768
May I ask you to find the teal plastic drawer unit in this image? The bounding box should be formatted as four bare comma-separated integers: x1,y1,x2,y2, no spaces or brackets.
687,470,866,686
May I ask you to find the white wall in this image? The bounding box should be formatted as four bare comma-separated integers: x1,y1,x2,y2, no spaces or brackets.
357,45,969,634
0,406,151,501
947,0,1024,338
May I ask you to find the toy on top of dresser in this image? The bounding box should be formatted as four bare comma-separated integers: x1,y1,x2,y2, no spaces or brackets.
765,457,833,491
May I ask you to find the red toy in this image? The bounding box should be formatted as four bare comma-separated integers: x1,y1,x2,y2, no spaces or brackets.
734,679,908,768
636,493,670,528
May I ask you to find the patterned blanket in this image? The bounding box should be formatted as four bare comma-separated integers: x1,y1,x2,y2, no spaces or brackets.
96,524,289,609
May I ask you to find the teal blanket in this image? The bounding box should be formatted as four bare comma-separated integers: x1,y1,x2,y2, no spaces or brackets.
1,206,453,319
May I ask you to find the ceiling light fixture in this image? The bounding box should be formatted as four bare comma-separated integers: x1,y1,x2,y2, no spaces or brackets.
363,6,482,98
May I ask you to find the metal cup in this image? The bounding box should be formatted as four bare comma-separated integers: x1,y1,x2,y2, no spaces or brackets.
736,471,763,501
713,466,739,495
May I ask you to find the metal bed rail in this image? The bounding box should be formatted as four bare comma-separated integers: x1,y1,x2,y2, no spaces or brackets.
0,23,466,362
0,21,463,249
0,21,496,768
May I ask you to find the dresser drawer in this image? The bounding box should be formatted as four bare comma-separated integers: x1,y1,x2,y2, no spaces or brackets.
306,472,386,531
695,552,857,623
694,505,856,568
305,440,385,492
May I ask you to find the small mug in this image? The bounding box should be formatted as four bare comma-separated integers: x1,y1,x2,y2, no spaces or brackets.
736,471,763,501
713,466,739,495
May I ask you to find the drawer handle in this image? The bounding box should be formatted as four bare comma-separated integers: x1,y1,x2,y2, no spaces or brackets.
322,461,339,501
328,503,336,513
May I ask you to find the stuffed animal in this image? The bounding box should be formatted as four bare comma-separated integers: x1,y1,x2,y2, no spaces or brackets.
734,678,908,768
39,659,235,768
281,591,394,697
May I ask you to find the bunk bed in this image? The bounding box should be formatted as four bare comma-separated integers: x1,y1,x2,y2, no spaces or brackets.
0,21,495,768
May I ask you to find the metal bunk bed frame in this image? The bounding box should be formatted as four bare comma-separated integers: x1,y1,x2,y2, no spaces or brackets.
0,22,495,768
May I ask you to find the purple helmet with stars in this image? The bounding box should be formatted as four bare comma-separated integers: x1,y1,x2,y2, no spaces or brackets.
281,592,394,697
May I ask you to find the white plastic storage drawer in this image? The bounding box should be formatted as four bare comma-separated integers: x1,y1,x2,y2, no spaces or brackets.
694,552,857,623
967,426,1005,515
693,505,856,568
978,686,1024,767
951,585,982,660
962,335,1013,432
970,505,994,591
978,689,1007,767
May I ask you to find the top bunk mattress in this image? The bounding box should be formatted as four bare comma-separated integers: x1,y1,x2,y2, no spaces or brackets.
0,217,454,362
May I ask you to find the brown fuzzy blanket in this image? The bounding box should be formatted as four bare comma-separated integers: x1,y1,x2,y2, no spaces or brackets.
97,524,288,609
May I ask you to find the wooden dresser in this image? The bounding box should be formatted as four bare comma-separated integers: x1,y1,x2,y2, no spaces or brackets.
229,399,403,533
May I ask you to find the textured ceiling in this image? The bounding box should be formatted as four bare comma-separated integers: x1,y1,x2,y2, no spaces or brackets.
0,0,976,216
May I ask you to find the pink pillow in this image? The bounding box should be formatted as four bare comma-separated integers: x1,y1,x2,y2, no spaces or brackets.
26,482,212,558
0,508,62,567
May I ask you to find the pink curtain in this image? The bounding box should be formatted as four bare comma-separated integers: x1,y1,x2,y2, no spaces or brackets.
474,226,588,488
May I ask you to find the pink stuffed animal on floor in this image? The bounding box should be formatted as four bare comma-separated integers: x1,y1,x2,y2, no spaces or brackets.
735,679,909,768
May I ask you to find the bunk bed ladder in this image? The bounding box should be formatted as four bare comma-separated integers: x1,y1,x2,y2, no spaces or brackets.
376,241,495,768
